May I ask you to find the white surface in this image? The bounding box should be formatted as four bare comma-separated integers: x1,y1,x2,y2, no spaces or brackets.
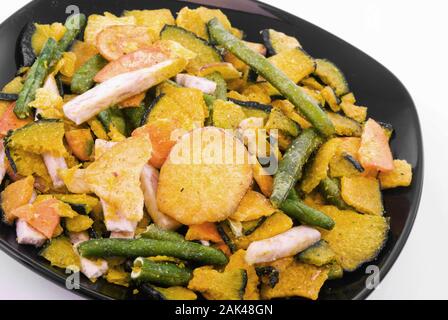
0,0,447,300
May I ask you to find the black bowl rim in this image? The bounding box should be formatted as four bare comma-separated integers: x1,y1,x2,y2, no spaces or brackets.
0,0,424,300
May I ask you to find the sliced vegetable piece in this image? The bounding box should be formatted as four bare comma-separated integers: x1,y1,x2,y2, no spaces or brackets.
0,103,32,137
175,74,217,94
188,266,247,300
212,99,246,129
205,72,227,100
230,190,275,222
301,138,341,193
5,119,66,156
329,137,362,177
271,128,323,207
261,29,302,56
63,58,187,125
260,257,328,300
157,127,252,225
16,219,47,247
71,54,108,94
296,240,337,266
140,164,181,231
141,284,197,300
65,129,94,161
83,12,135,44
271,99,311,129
320,86,340,112
143,88,206,131
245,226,320,264
185,222,222,243
78,238,228,266
319,177,350,210
124,9,175,36
326,111,362,137
224,249,259,300
40,236,80,269
340,102,367,123
340,176,384,215
31,22,66,56
235,212,293,250
12,199,60,238
241,217,267,236
94,48,169,83
379,159,412,189
96,25,156,61
262,48,315,86
265,107,300,138
358,118,394,172
160,25,222,74
1,176,35,224
318,205,389,271
208,19,334,137
131,257,191,286
65,214,94,232
176,6,233,41
198,62,241,80
314,59,349,96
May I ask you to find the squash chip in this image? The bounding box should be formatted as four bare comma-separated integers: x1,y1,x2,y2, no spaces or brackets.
235,212,293,249
124,9,175,37
260,257,328,300
176,7,233,40
188,266,247,300
229,190,275,222
341,176,383,215
225,250,259,300
329,137,362,178
318,205,389,271
1,176,35,224
84,12,135,44
157,127,253,225
340,102,367,123
6,120,67,156
84,135,152,222
212,100,246,129
40,236,80,269
379,159,412,189
301,138,341,193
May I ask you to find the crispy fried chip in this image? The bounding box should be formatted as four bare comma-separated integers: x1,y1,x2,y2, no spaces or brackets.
235,212,293,249
341,176,383,215
157,127,253,225
379,159,412,189
84,135,152,221
318,205,389,271
225,249,259,300
260,257,328,300
301,138,341,193
229,190,275,222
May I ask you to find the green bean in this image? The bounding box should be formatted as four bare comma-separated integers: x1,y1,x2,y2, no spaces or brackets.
207,18,335,137
131,257,191,286
78,238,228,266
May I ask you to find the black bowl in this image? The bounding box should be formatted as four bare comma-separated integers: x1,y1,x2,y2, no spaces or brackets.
0,0,423,300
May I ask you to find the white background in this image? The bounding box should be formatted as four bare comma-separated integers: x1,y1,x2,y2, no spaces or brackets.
0,0,447,300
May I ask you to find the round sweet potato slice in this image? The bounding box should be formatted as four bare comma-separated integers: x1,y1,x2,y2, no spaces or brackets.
157,127,253,225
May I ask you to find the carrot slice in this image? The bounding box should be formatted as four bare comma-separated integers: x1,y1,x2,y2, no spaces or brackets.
132,119,179,169
13,199,60,238
94,48,169,83
185,222,223,243
358,119,394,172
0,102,32,137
